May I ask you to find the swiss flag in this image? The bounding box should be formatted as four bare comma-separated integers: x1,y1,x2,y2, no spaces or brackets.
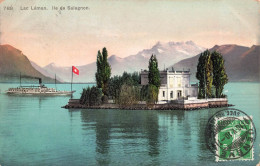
72,66,79,75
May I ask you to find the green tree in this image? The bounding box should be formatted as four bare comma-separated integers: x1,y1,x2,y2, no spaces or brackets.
108,72,141,101
80,87,91,105
140,85,149,101
211,51,228,98
148,54,161,88
80,86,102,106
147,84,159,104
108,75,121,100
85,87,91,105
140,84,159,104
89,86,102,106
95,47,111,96
205,53,213,98
96,50,103,89
118,83,140,107
146,54,160,104
196,51,208,98
131,72,141,86
80,88,87,105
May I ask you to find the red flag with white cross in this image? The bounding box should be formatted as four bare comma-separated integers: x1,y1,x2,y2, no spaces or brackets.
72,66,79,75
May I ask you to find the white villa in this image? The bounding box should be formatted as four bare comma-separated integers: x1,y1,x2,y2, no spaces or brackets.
140,69,198,102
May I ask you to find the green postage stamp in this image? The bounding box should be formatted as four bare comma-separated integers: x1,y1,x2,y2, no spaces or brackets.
215,116,254,161
205,108,256,162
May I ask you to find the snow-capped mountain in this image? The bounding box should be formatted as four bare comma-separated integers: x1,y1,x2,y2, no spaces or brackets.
121,41,205,71
35,41,206,82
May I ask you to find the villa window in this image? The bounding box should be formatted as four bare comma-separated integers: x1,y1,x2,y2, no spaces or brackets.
177,77,181,87
169,77,174,88
170,91,173,98
163,91,165,97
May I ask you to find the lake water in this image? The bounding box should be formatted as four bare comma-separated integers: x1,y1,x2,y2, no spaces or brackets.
0,83,259,166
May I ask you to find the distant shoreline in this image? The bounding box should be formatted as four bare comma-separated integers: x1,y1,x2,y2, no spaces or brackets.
1,81,260,84
0,82,96,84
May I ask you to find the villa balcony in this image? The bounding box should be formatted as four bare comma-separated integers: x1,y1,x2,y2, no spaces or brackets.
160,84,198,88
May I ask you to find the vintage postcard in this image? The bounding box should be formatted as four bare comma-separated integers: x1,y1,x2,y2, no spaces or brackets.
0,0,259,165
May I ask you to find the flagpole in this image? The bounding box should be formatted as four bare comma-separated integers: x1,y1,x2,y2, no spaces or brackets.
55,74,57,90
20,72,21,87
71,66,73,99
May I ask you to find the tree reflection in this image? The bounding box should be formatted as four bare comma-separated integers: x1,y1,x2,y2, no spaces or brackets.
145,114,159,156
80,109,161,164
197,108,225,161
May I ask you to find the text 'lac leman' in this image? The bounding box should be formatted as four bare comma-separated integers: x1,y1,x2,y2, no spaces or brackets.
20,6,47,10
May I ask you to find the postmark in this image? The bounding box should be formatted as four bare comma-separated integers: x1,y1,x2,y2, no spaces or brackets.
205,108,256,161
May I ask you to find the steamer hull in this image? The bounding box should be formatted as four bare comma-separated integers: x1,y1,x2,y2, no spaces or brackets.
6,86,75,96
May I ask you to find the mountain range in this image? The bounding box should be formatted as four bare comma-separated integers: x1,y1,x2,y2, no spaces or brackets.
0,42,259,83
170,44,260,82
38,41,206,82
0,44,54,83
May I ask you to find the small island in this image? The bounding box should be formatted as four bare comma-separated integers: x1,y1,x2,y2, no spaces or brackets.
63,48,231,110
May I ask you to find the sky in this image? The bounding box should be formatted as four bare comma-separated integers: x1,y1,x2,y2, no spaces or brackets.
0,0,259,67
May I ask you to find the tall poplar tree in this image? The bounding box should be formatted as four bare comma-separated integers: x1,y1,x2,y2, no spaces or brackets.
196,50,228,99
147,54,160,103
205,53,213,98
148,54,161,88
196,51,207,98
96,50,103,89
95,47,111,95
211,51,228,98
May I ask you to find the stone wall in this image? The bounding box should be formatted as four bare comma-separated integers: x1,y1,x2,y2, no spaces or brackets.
68,99,80,106
208,100,228,107
183,102,209,109
64,98,230,110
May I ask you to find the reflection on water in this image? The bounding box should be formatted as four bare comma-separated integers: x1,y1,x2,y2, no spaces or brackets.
79,110,161,165
73,108,223,165
0,83,259,166
5,94,69,110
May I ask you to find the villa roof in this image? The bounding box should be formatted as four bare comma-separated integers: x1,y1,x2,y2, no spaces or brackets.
140,69,190,74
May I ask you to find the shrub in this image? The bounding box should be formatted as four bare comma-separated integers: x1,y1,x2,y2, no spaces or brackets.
140,84,159,105
147,84,159,104
102,95,109,104
118,83,140,107
80,86,102,106
108,72,141,100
